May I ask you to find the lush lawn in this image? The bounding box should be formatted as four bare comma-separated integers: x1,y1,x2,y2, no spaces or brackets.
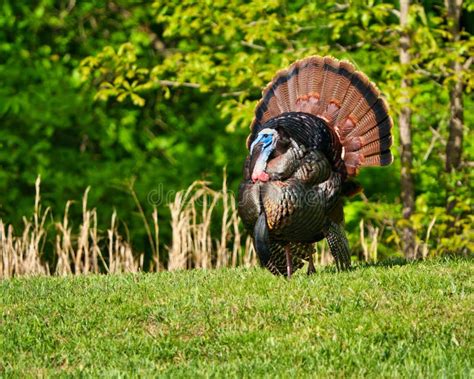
0,259,472,377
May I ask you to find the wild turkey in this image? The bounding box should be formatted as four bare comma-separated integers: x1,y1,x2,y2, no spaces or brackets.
238,56,393,277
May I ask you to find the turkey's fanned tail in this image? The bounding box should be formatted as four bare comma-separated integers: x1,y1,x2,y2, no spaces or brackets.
249,56,393,176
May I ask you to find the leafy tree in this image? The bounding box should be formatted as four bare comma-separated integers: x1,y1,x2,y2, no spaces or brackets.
1,0,472,267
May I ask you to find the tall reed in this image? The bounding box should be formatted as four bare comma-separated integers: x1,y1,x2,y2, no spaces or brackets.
0,177,50,277
0,176,256,279
167,177,256,270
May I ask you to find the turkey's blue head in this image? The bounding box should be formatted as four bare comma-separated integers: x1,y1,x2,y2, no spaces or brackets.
250,128,278,183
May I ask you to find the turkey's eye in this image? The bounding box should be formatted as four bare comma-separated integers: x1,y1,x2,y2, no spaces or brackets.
263,134,268,138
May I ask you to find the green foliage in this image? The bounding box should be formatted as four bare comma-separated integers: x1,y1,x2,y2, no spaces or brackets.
0,0,472,261
0,260,472,376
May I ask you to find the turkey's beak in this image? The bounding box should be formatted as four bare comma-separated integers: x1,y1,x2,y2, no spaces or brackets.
250,135,264,156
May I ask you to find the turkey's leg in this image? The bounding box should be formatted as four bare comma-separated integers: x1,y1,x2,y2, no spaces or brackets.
324,221,351,271
307,253,316,275
285,245,293,279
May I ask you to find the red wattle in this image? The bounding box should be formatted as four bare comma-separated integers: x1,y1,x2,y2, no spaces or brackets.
258,172,270,182
251,171,270,183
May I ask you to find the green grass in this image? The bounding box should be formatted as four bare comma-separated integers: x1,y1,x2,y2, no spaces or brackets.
0,259,472,377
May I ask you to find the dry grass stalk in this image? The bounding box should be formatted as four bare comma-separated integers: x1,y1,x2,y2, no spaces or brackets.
107,211,143,273
216,174,230,268
152,207,160,271
1,177,144,279
242,235,257,267
168,183,197,270
1,175,257,279
190,186,218,269
76,187,91,274
167,177,253,271
230,195,243,267
55,201,74,275
418,216,437,259
314,240,333,266
360,219,380,263
128,180,159,270
0,177,50,278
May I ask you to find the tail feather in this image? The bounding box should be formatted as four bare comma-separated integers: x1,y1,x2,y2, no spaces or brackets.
359,135,392,157
358,118,392,146
306,56,325,96
329,61,355,107
334,75,371,135
286,70,299,110
344,119,392,154
345,82,380,130
348,99,390,138
364,151,393,166
250,56,393,176
319,57,340,113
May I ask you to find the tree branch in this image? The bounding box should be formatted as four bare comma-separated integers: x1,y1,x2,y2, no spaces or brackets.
156,80,201,89
240,41,265,51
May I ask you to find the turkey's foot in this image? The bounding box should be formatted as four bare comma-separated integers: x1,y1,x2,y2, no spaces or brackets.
307,254,316,275
324,221,351,271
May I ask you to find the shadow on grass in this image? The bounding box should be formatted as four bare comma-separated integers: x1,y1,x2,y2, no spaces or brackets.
359,257,409,268
311,257,410,275
355,255,472,270
296,255,473,278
